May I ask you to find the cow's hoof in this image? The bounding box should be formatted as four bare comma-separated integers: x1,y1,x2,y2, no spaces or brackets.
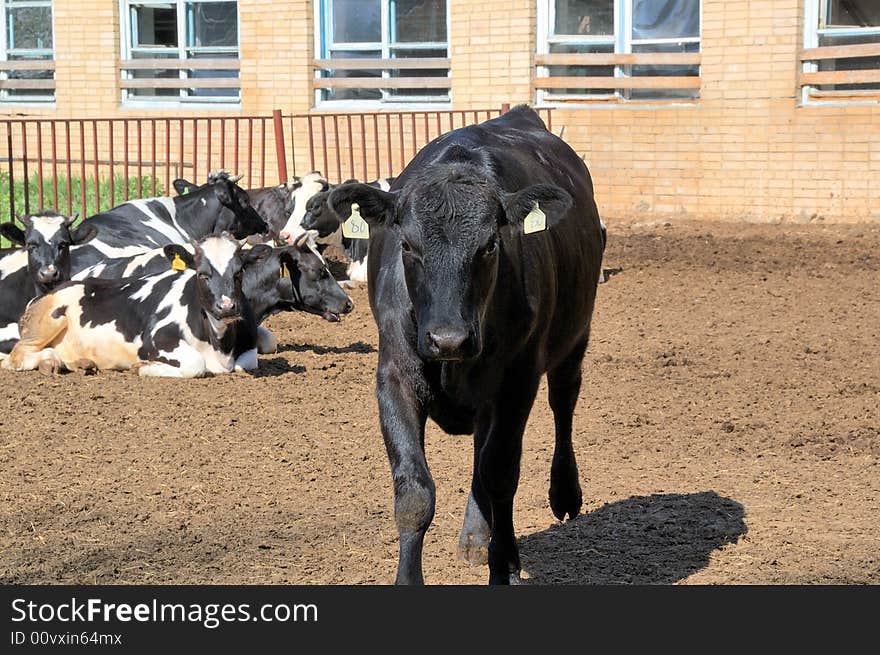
549,472,583,522
38,359,62,376
73,358,98,375
457,533,489,566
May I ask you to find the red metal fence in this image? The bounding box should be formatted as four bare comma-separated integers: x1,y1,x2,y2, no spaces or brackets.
0,105,553,232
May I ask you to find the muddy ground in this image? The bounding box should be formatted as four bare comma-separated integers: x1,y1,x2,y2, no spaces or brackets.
1,219,878,585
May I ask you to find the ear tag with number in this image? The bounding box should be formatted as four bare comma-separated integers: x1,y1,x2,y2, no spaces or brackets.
523,202,547,235
341,203,370,239
171,254,186,272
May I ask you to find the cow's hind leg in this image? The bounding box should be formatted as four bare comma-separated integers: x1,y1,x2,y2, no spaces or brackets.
480,372,541,585
3,302,67,372
547,338,588,521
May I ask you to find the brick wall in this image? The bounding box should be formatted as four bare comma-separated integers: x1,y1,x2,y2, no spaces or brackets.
1,0,878,223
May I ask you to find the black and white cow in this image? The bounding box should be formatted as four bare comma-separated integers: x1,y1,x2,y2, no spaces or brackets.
70,172,268,273
291,176,395,283
172,171,312,245
71,230,351,353
3,233,352,377
0,211,97,355
326,105,605,584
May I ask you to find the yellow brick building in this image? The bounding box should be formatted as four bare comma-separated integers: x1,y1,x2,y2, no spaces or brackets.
1,0,878,223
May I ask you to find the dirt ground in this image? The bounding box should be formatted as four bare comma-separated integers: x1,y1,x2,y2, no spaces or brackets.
1,218,878,585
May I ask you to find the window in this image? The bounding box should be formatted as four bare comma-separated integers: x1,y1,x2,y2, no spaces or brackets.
536,0,701,104
0,0,54,102
801,0,880,103
314,0,450,107
119,0,240,104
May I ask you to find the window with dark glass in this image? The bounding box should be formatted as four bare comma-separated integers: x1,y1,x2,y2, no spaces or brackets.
120,0,240,103
315,0,450,106
1,0,55,102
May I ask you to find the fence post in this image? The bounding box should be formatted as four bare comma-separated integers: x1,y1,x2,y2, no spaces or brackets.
272,109,289,184
500,103,510,114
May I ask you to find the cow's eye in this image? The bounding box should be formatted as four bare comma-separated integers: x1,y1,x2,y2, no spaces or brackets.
198,271,210,280
482,238,498,256
400,239,412,253
321,269,330,279
59,242,69,251
26,243,36,251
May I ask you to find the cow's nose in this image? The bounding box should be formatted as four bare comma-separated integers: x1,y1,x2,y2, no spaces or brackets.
38,266,60,283
426,327,470,359
343,298,354,313
215,295,237,316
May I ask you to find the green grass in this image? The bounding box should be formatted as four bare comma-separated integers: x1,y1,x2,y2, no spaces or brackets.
0,172,165,247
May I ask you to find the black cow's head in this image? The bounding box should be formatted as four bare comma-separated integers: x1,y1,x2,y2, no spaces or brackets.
173,171,268,241
299,189,339,237
0,211,97,295
328,149,571,361
164,233,252,323
279,230,353,322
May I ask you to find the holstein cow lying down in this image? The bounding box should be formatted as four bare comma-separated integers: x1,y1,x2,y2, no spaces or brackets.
3,233,352,377
327,105,605,584
0,211,97,356
288,176,394,283
71,230,350,354
173,171,325,246
70,172,268,273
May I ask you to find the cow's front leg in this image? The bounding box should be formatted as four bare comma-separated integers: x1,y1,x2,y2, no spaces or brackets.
377,360,431,585
458,430,491,566
479,373,540,585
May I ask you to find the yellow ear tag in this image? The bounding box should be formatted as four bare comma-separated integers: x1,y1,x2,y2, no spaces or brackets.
171,254,186,272
280,264,290,279
341,203,370,240
523,202,547,235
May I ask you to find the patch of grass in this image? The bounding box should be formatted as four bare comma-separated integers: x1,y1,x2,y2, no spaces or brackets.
0,172,165,247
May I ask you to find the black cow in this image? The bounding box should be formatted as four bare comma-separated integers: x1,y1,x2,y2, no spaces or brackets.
70,172,268,273
4,233,352,376
0,211,97,355
327,105,605,584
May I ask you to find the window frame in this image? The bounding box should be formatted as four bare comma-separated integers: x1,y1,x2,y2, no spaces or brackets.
0,0,55,104
119,0,241,107
313,0,452,110
802,0,880,105
536,0,702,106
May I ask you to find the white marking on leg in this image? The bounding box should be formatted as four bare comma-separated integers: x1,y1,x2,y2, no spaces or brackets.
346,255,368,283
234,348,258,372
0,322,20,342
256,325,277,354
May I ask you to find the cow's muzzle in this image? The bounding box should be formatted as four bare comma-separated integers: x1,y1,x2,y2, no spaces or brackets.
422,326,477,361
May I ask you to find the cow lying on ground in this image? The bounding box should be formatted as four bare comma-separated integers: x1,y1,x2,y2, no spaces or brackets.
173,171,331,247
70,172,268,273
3,232,352,377
0,211,97,355
327,104,605,584
71,230,350,353
286,176,394,283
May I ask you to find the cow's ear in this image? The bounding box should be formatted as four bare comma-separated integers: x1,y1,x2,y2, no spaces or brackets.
70,222,98,245
173,178,198,195
242,244,273,267
0,222,26,245
328,182,396,227
163,244,195,270
501,184,572,229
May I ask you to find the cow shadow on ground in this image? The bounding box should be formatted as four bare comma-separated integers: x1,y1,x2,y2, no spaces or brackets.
518,491,746,584
277,341,377,356
251,358,307,378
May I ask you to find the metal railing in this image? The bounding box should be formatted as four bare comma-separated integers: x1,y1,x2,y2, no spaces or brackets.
0,104,553,239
